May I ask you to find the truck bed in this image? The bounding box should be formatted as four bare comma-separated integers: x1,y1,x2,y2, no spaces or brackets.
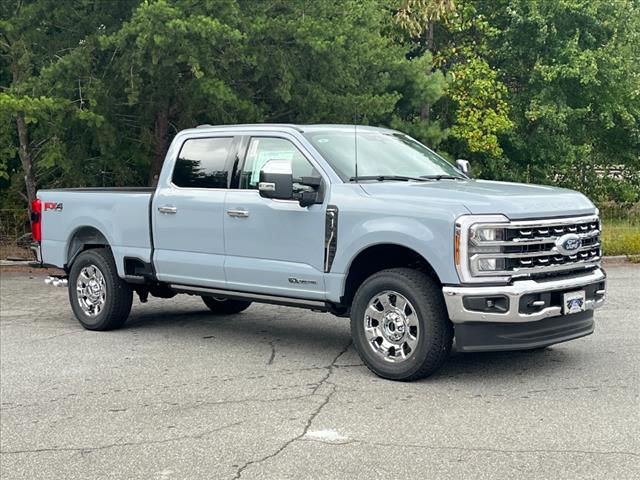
38,189,154,276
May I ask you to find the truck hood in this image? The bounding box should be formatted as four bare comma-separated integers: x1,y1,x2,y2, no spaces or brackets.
359,179,596,220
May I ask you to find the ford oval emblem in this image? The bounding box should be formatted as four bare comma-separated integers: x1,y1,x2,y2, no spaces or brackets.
556,233,582,255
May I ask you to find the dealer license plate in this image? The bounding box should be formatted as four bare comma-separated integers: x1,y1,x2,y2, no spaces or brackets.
563,290,586,315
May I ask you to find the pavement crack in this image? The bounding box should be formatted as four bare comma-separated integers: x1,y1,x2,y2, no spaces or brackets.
232,340,352,479
267,341,276,366
0,420,244,456
352,440,640,458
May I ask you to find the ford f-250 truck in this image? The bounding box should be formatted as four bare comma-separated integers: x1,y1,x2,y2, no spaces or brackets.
31,124,606,380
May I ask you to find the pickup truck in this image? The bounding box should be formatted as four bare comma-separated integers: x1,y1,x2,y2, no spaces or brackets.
31,124,606,380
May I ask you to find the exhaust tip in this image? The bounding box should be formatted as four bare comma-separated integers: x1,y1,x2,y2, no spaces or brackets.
46,276,68,287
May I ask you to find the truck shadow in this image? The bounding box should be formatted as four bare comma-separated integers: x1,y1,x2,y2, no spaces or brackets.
123,304,583,381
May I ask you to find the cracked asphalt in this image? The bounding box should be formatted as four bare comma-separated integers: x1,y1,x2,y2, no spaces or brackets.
1,266,639,479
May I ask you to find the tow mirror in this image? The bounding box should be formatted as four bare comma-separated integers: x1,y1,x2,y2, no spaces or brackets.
296,177,323,208
259,159,293,200
456,159,471,177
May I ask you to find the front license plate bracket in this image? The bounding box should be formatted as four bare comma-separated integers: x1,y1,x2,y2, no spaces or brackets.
563,290,586,315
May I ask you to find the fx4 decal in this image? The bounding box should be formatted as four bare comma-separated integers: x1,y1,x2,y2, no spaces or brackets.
44,202,63,212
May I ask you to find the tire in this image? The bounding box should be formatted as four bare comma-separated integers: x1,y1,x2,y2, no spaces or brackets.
201,296,252,315
68,248,133,331
350,268,453,381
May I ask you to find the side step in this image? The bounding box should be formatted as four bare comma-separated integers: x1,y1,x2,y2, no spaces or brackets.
169,284,329,311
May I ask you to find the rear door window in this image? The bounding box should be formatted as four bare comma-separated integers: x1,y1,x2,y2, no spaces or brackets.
173,137,234,189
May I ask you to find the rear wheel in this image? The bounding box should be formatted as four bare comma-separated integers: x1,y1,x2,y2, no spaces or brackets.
201,296,252,315
350,268,453,381
69,248,133,331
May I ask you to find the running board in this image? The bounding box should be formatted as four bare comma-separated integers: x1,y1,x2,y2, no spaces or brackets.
168,284,329,311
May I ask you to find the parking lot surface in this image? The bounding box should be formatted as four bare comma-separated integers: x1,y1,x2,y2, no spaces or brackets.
1,266,638,479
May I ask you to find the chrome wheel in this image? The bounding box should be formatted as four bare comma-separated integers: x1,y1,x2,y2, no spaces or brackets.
363,290,419,363
76,264,106,317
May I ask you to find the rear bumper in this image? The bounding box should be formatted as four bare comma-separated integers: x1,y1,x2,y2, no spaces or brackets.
30,242,42,264
442,268,606,324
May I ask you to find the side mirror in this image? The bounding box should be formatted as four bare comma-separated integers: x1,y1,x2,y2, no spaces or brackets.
259,159,293,200
456,159,471,177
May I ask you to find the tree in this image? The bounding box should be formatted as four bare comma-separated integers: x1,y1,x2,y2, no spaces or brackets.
482,0,640,201
0,0,137,204
393,0,513,171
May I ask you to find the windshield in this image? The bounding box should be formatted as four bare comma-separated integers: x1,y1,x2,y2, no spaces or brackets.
303,129,464,181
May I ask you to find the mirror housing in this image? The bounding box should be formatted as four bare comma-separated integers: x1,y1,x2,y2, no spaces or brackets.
259,160,293,200
456,159,471,177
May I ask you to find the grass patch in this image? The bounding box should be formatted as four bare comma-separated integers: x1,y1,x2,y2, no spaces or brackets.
601,220,640,256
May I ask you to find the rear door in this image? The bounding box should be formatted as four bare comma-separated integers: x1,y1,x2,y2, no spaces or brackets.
223,134,328,299
152,135,238,288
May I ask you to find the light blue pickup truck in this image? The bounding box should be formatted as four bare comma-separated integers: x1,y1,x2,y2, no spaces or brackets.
32,124,606,380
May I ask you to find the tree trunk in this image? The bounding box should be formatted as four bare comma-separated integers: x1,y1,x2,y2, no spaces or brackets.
15,115,37,205
148,109,169,187
420,20,435,123
426,20,434,51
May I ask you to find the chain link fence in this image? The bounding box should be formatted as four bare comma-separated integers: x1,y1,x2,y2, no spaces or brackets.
598,203,640,256
0,204,638,261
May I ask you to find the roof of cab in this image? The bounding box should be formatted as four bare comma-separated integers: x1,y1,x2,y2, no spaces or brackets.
183,123,396,135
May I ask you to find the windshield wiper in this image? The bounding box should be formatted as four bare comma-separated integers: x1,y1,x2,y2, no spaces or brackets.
349,175,428,182
420,175,465,180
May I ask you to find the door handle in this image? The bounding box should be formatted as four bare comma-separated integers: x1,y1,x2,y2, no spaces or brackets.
158,205,178,214
227,208,249,218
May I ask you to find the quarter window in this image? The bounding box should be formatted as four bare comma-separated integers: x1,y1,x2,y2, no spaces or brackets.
240,137,319,190
172,137,233,189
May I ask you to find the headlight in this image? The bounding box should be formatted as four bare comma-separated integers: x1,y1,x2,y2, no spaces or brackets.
470,226,505,243
455,215,511,284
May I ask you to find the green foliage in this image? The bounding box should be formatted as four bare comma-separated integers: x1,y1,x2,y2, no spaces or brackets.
1,0,639,208
482,0,640,201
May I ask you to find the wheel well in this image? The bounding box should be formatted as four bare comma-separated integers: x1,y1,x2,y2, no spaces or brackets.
342,244,441,305
66,226,109,268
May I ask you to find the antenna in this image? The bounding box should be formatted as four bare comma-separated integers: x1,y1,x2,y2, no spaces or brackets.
354,105,359,182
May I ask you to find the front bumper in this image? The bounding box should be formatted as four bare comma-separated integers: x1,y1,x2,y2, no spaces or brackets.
443,268,606,323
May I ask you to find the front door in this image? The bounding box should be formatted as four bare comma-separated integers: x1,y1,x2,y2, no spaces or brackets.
224,135,327,299
153,135,236,288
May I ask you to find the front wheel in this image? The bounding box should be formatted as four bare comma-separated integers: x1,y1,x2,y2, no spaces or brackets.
201,296,252,315
69,248,133,331
350,268,453,381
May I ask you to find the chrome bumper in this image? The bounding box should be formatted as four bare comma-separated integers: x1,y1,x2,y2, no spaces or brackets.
443,268,606,323
30,242,42,263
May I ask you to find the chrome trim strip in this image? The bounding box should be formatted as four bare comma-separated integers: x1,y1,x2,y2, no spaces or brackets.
471,214,599,231
455,214,511,284
472,259,601,277
474,229,599,247
472,243,599,260
443,268,606,323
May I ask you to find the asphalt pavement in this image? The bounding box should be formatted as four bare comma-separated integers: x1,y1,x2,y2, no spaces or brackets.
1,266,638,479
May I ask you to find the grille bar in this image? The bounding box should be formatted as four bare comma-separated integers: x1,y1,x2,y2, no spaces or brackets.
476,229,599,247
473,243,600,260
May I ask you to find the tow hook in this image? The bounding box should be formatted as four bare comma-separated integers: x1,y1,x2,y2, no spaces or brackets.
45,276,68,287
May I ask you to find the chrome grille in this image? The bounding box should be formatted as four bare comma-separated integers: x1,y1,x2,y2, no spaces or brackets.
469,215,601,277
